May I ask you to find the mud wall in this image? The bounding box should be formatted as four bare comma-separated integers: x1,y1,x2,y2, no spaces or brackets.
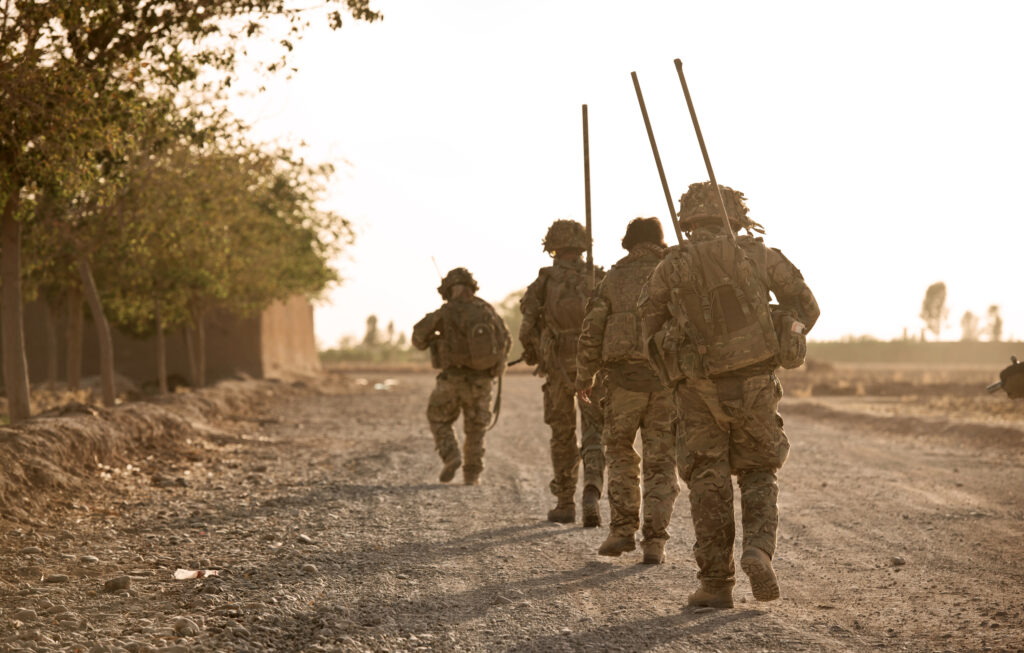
807,341,1023,366
260,296,321,378
1,297,320,388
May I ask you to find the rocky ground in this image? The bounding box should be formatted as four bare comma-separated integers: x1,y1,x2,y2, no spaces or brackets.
1,367,1022,652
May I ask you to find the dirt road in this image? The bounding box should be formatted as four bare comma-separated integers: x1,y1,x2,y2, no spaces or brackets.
2,370,1023,652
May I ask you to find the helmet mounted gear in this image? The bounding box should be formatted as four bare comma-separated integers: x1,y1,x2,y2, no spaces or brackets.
542,219,590,254
437,267,479,299
677,181,764,234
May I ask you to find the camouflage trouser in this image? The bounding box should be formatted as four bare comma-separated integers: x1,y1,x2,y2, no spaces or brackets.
674,373,790,583
427,369,496,477
602,383,679,542
543,371,605,501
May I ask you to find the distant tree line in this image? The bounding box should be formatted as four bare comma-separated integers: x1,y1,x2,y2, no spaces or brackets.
1,1,380,422
320,290,526,365
918,282,1004,342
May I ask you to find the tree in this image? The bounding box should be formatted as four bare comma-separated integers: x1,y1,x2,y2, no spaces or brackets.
2,0,378,418
986,305,1003,342
919,282,948,341
960,311,980,342
497,289,525,360
363,315,379,347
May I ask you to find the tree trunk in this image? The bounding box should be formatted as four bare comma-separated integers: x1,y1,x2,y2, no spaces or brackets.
155,300,167,394
43,299,59,389
0,191,31,423
195,308,207,387
183,325,197,387
77,257,115,407
66,287,83,391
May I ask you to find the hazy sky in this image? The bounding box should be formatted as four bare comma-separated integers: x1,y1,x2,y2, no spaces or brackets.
229,0,1023,346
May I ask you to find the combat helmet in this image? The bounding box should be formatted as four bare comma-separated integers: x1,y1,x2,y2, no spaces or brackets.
437,267,479,299
542,219,590,254
677,181,764,234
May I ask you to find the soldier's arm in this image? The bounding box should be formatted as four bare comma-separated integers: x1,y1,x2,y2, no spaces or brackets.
767,248,820,333
638,256,677,341
518,272,546,359
575,290,609,391
411,309,442,351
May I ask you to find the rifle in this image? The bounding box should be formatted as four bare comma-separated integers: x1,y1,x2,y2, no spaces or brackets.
673,58,735,242
582,104,595,286
630,72,684,245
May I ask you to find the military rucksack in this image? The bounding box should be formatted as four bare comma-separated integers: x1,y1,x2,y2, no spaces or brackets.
437,299,504,372
600,255,660,363
543,267,590,335
669,236,779,377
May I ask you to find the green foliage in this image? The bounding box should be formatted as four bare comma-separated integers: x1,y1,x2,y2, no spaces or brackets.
320,318,428,364
496,289,525,360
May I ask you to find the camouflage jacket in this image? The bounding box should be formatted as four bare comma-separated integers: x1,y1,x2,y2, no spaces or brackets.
639,233,819,379
518,257,603,379
576,243,665,391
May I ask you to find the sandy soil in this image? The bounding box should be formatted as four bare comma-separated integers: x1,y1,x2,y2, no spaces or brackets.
1,368,1022,652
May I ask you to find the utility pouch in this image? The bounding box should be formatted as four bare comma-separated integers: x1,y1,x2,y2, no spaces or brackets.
772,308,807,370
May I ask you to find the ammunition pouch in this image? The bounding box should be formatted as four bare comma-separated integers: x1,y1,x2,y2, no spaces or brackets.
772,307,807,370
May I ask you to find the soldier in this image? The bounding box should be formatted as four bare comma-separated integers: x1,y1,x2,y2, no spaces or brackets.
519,220,605,526
639,182,819,608
412,268,511,486
576,217,680,564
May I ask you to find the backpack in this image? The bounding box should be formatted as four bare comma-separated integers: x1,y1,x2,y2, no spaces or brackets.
438,299,503,372
670,236,779,377
543,267,590,335
600,256,658,363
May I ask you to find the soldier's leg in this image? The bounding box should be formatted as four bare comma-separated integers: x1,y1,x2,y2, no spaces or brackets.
579,375,606,495
675,382,735,584
426,374,462,482
602,384,643,536
543,377,579,520
460,374,496,484
730,374,789,601
638,388,680,561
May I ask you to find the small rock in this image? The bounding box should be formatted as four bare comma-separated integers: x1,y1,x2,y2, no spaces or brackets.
104,576,131,592
890,556,906,567
297,534,314,545
20,546,43,555
172,617,201,637
61,553,77,560
12,608,38,622
301,564,318,574
80,556,100,564
44,574,70,583
559,627,572,635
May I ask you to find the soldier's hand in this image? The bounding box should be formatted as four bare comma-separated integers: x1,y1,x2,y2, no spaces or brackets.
522,347,538,366
577,385,593,405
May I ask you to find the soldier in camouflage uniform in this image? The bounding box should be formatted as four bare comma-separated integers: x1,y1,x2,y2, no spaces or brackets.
413,268,511,486
576,217,680,564
639,183,819,608
520,220,605,526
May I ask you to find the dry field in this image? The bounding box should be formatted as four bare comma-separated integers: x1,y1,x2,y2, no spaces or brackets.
1,363,1022,652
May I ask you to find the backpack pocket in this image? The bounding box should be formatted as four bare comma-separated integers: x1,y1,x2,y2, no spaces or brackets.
601,312,639,362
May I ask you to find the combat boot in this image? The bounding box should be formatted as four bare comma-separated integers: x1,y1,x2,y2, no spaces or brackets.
597,533,636,556
740,547,780,601
581,486,600,528
547,500,575,523
439,456,461,483
463,470,480,486
687,580,734,609
641,539,666,565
